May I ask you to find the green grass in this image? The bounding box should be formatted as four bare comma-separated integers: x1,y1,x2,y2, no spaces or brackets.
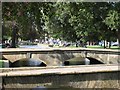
87,45,120,50
62,45,120,50
66,45,105,49
0,60,9,68
0,60,4,68
87,45,104,49
109,46,120,50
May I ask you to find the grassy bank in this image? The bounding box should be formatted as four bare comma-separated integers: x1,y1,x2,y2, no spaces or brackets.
61,45,120,50
0,60,3,68
0,60,9,68
87,45,120,50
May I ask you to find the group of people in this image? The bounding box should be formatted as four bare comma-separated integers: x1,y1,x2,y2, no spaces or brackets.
2,43,11,48
41,37,64,47
40,37,87,48
2,39,11,48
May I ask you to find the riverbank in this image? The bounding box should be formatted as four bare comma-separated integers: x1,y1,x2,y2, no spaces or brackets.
38,43,120,50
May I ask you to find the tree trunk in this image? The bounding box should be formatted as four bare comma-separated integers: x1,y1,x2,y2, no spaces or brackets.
118,39,120,47
103,40,106,48
88,41,90,46
11,25,18,48
116,30,120,47
108,42,111,48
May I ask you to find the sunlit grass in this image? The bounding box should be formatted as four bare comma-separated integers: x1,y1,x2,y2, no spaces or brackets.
64,45,120,50
110,46,120,50
87,45,104,49
87,45,120,50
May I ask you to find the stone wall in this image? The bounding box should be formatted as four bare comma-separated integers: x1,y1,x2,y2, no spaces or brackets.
2,68,119,89
87,53,120,64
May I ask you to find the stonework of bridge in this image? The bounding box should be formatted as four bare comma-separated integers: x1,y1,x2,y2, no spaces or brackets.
0,48,119,89
1,48,120,66
0,64,119,89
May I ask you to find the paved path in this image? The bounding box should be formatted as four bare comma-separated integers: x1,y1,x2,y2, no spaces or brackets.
1,46,120,52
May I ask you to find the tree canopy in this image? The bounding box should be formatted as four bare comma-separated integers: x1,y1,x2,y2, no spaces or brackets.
2,2,120,47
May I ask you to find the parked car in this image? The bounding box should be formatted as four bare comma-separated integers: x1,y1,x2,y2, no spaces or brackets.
98,41,104,46
111,42,119,46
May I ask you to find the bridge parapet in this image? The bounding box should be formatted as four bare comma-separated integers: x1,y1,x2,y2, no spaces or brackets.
1,48,120,65
0,64,119,89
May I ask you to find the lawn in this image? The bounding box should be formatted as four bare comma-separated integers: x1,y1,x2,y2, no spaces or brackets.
87,45,120,50
87,45,104,49
66,45,120,50
0,60,3,68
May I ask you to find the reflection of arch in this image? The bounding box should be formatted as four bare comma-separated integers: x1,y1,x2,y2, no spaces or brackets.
63,57,85,66
63,57,104,66
87,53,105,64
10,58,47,67
86,57,104,64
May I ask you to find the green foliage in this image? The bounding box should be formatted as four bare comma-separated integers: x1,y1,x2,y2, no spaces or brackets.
105,10,120,30
2,2,120,46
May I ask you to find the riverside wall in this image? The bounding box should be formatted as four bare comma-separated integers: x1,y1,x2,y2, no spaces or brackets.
0,64,119,89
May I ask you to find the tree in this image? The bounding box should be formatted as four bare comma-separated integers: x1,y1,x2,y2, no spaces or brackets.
104,2,120,47
47,2,94,43
2,2,48,47
2,2,119,48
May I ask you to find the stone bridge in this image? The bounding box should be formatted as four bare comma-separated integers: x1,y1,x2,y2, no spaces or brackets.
0,64,119,89
0,48,119,89
1,48,120,66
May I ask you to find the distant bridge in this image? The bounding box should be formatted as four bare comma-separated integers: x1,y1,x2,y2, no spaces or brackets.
1,48,120,66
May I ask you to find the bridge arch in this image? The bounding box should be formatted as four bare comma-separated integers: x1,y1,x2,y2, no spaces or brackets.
86,57,104,64
9,58,47,67
1,48,119,67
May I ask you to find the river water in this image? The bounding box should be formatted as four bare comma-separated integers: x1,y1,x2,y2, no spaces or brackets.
32,86,76,90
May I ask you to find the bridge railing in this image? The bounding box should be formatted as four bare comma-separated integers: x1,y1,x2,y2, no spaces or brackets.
1,48,120,55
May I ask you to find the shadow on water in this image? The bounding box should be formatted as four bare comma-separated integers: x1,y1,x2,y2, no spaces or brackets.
63,57,104,66
2,52,104,68
32,86,76,90
86,57,104,64
10,58,47,67
7,57,104,67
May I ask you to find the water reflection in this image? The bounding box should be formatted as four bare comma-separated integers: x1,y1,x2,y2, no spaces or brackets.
63,57,103,66
32,86,76,90
10,58,47,67
32,86,47,90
